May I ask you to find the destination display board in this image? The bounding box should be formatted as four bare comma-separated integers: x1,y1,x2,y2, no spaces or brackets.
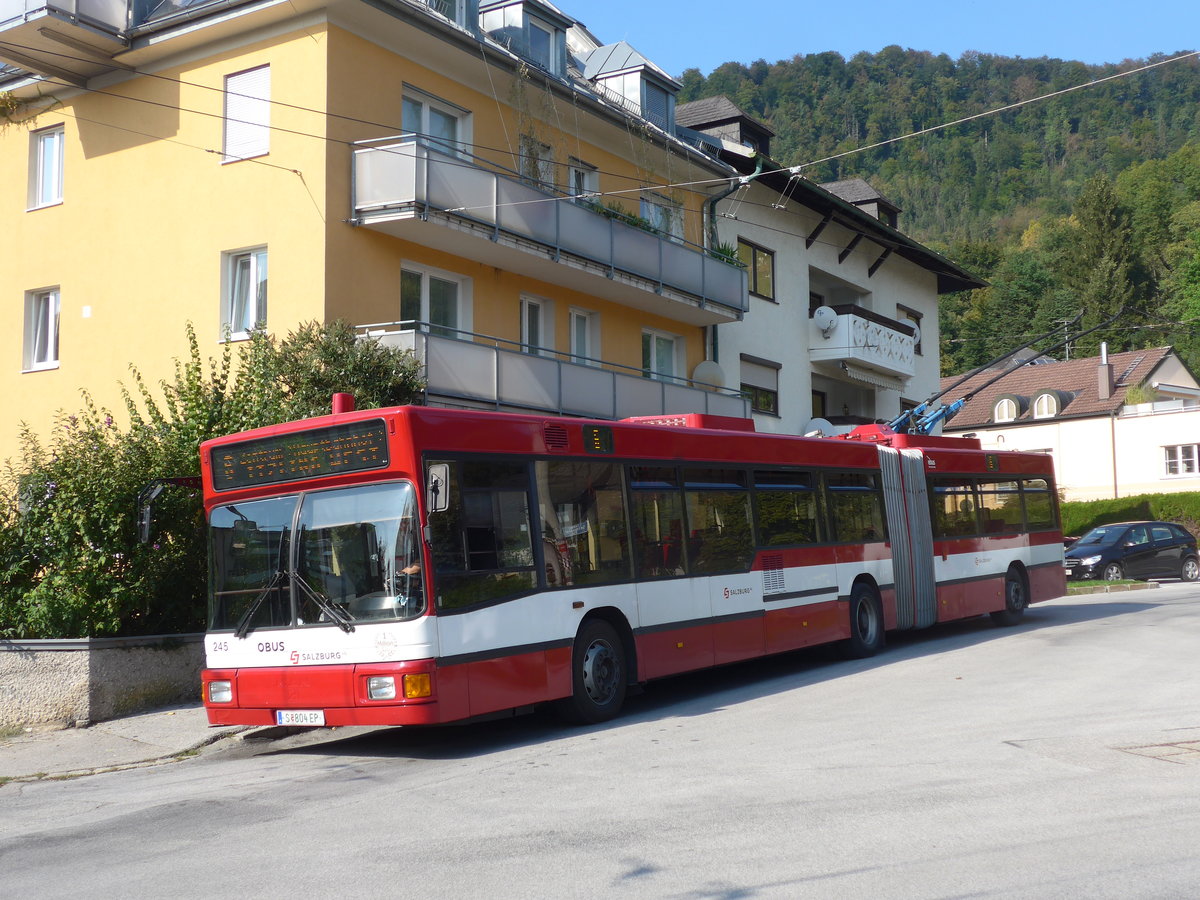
210,419,389,491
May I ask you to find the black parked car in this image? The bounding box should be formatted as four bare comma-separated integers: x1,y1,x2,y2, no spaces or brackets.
1064,521,1199,582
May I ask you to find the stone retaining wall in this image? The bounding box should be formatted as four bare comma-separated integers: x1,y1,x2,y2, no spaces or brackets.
0,635,204,727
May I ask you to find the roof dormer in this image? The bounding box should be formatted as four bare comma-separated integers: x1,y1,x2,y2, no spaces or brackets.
581,41,680,133
480,0,574,78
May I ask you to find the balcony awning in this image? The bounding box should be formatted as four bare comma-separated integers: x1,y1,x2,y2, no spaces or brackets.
839,362,906,391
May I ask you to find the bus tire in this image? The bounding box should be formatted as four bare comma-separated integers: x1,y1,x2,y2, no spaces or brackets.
842,583,884,659
990,567,1027,626
559,619,627,724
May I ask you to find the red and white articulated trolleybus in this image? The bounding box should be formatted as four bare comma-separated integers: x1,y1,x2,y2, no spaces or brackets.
200,402,1065,727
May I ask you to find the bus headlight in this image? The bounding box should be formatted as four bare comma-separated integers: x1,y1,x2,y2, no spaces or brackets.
367,676,396,700
403,673,432,699
208,680,233,703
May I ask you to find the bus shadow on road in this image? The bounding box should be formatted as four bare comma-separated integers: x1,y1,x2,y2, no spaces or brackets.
262,594,1161,763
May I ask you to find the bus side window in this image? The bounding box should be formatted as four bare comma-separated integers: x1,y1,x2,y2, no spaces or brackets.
753,469,821,546
1020,478,1057,531
826,472,887,543
629,466,685,578
427,459,537,609
683,468,753,574
536,460,632,587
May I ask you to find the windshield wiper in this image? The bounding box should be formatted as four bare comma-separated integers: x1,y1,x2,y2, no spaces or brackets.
234,569,289,639
292,575,356,633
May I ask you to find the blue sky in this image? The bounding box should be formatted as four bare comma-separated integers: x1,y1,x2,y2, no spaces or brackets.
566,0,1198,78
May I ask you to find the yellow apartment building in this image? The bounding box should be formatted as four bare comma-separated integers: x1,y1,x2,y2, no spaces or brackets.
0,0,749,464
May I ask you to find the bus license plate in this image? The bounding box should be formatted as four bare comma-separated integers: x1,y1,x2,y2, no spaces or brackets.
276,709,325,726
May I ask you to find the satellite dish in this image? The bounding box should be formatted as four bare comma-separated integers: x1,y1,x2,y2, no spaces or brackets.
691,360,726,388
813,305,838,338
803,417,834,437
909,324,921,347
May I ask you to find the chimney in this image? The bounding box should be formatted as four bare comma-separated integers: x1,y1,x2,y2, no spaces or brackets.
1097,343,1113,400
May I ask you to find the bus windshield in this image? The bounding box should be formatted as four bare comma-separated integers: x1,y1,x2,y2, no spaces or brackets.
208,482,425,632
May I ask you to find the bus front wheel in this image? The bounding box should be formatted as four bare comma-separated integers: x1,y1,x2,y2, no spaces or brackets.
843,583,884,658
559,619,628,724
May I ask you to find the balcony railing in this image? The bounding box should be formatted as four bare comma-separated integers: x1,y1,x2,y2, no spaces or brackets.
0,0,127,79
357,321,749,420
808,303,916,380
351,139,747,322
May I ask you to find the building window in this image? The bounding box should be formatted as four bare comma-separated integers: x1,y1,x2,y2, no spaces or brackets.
402,87,469,157
642,328,680,382
993,398,1017,422
402,264,470,339
740,356,780,416
569,309,598,365
1164,444,1199,477
897,304,923,355
1033,392,1058,419
224,249,267,337
642,80,670,131
811,390,827,419
223,66,270,162
527,19,556,71
519,134,554,189
568,158,598,201
809,292,825,316
24,288,60,371
520,296,552,356
737,239,775,300
640,193,683,242
29,125,64,209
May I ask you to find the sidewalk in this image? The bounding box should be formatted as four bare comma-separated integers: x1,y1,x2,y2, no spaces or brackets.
0,703,250,783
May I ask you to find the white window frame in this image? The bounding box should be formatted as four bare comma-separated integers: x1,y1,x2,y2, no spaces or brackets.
401,262,472,339
642,327,681,383
993,398,1017,422
526,18,558,72
23,287,61,372
223,66,270,162
402,86,471,158
1032,392,1058,419
568,158,599,202
29,125,64,209
222,248,268,339
640,192,683,242
520,295,554,356
569,308,598,366
1164,444,1199,477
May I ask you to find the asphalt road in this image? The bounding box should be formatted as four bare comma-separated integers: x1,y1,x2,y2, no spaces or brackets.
3,584,1199,899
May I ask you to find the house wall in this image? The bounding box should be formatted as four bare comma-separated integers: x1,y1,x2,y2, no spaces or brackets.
715,182,941,435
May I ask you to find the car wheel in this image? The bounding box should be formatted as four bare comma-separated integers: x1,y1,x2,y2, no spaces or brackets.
1102,562,1124,581
1182,557,1200,583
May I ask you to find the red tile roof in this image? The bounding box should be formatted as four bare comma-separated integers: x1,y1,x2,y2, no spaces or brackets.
938,346,1176,430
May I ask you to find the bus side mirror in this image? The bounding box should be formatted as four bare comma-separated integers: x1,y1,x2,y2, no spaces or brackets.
137,483,165,544
427,464,449,513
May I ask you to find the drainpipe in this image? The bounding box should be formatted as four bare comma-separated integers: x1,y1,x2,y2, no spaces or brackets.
705,155,765,364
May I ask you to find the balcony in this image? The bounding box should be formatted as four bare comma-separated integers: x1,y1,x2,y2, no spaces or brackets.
0,0,127,82
358,322,750,420
808,304,916,385
351,139,748,327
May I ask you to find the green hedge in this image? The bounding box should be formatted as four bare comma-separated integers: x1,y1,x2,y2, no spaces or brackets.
1060,492,1200,540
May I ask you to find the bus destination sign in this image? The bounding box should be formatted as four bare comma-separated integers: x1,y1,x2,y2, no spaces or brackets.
211,420,390,491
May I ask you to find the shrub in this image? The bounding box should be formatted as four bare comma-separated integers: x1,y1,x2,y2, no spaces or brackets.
0,322,423,639
1060,492,1200,539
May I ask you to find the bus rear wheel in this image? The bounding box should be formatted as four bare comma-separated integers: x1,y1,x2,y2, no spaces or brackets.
559,619,628,724
990,568,1027,626
842,583,884,658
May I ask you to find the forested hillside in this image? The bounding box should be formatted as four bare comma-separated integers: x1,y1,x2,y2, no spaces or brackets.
678,49,1200,376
